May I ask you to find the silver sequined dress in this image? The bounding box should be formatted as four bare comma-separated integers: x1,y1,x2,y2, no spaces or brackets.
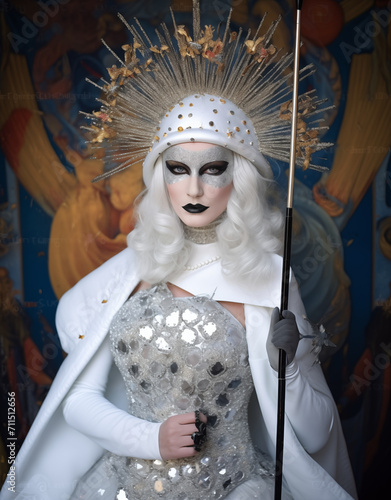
73,283,274,499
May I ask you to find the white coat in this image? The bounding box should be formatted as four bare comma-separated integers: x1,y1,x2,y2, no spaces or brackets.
0,243,358,500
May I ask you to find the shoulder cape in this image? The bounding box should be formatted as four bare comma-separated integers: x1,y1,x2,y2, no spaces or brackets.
0,246,357,500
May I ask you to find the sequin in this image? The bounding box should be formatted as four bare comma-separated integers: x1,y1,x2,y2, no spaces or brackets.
181,328,196,344
203,322,217,336
234,471,244,481
225,409,237,422
139,326,153,340
135,461,149,476
117,340,128,353
143,307,154,317
207,415,218,427
154,314,164,325
182,380,194,394
142,345,152,359
156,337,170,350
186,348,202,366
217,457,226,468
226,326,243,346
198,471,211,488
117,489,129,499
150,361,165,377
158,378,171,391
154,478,165,493
216,393,229,406
182,308,198,323
223,478,232,489
213,381,225,394
177,396,190,410
139,295,148,306
228,378,241,389
182,464,196,477
218,435,230,448
209,362,225,376
129,339,139,351
168,467,180,482
104,283,273,499
198,379,210,391
140,380,151,392
239,353,249,366
166,310,179,327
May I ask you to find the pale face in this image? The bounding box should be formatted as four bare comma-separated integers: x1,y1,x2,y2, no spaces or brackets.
163,143,234,227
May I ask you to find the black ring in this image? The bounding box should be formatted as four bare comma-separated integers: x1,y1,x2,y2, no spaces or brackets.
195,410,201,430
192,410,207,451
191,431,206,451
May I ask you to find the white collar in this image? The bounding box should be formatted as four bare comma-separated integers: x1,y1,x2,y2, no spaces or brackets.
168,241,283,307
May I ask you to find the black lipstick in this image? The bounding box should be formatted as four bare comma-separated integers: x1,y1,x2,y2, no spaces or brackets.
183,204,208,213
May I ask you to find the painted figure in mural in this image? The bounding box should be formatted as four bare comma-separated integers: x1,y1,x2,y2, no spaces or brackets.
0,268,52,457
0,3,357,500
338,287,391,500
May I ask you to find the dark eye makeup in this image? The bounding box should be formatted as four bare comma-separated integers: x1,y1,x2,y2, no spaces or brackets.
166,161,229,176
165,161,190,175
199,161,229,176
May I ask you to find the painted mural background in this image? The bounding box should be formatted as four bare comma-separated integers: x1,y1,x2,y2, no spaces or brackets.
0,1,390,498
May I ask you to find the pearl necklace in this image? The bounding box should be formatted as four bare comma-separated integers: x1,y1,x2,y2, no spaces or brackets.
184,255,221,271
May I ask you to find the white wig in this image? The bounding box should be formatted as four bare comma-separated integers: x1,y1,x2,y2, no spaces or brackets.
127,154,284,284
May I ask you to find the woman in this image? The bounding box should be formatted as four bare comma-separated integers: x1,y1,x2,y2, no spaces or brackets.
1,3,357,499
1,142,357,500
64,142,292,499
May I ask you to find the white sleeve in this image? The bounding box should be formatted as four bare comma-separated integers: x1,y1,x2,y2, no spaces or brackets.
282,277,335,454
282,359,334,454
62,337,162,460
245,293,335,456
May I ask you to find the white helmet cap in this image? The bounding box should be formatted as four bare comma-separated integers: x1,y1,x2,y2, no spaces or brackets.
142,93,272,187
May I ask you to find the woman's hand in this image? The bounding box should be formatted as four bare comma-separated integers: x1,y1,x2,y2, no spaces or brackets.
159,411,207,460
266,307,300,371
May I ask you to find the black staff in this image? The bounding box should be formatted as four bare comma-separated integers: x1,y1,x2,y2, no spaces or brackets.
274,1,303,499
